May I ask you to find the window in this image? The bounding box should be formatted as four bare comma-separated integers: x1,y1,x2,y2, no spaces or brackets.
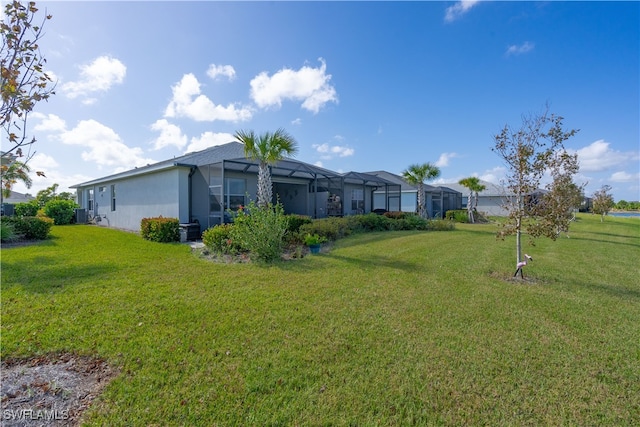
88,189,94,211
226,178,246,211
98,186,106,192
351,188,364,213
111,185,116,211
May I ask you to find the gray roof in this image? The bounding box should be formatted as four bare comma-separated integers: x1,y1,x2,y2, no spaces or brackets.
365,170,460,194
441,180,545,197
72,142,396,188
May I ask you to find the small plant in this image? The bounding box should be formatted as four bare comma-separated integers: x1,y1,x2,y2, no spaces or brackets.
1,220,16,242
229,201,289,262
202,223,240,255
304,233,327,246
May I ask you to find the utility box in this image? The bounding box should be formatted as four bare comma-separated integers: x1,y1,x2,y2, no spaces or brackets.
179,223,201,241
75,208,87,224
1,203,15,216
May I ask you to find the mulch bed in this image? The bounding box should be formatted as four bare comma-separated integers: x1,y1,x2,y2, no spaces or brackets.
1,353,118,426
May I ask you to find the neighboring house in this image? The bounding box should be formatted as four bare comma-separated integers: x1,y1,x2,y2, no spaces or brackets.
367,170,462,218
1,190,35,216
2,190,34,205
71,142,401,234
440,180,548,217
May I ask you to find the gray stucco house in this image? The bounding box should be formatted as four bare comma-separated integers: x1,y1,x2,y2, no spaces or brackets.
367,170,462,218
71,142,401,234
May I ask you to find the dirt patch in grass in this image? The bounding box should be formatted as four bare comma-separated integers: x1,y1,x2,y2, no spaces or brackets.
1,353,118,426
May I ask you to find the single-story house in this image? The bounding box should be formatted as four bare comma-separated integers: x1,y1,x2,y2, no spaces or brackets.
1,190,35,216
71,142,401,234
367,170,462,218
440,180,548,217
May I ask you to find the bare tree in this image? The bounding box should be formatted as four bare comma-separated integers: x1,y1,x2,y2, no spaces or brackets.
1,1,55,188
492,108,579,270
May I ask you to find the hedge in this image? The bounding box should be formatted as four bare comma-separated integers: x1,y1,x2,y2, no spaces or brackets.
140,216,180,243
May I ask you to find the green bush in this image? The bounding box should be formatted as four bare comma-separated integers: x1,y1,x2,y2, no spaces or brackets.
285,214,313,234
383,211,409,220
390,214,429,231
202,223,241,255
43,199,78,225
14,200,39,217
445,210,469,223
356,213,391,231
426,219,456,231
299,216,359,241
3,216,54,240
230,201,289,263
140,216,180,243
1,220,16,242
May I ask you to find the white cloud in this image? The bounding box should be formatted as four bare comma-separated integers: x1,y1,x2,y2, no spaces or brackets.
291,118,302,126
61,56,126,101
164,73,253,122
206,64,236,81
250,58,338,114
10,151,92,196
610,171,640,183
314,160,324,168
149,119,187,150
479,166,506,184
575,140,636,172
59,119,155,170
435,152,458,167
506,41,535,56
185,131,235,153
313,142,354,160
444,0,480,23
32,113,67,133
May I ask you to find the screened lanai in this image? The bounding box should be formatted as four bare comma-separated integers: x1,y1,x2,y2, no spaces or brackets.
198,157,401,227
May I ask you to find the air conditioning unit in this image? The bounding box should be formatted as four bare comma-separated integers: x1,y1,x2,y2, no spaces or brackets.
75,208,87,224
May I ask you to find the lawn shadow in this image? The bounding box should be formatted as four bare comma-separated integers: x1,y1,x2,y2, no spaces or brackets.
1,256,118,294
572,235,640,249
324,252,420,273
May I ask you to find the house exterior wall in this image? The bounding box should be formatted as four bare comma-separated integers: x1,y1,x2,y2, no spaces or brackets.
477,196,508,216
76,168,189,231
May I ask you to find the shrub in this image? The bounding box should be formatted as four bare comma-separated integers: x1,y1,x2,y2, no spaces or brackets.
427,219,456,231
383,211,409,220
14,201,39,217
230,201,288,263
140,216,180,243
1,220,16,242
390,214,429,231
285,214,313,234
299,216,358,241
3,216,54,240
445,209,469,223
202,223,241,255
357,213,391,231
43,199,78,225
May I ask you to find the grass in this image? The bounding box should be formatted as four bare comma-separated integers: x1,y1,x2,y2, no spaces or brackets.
1,214,639,425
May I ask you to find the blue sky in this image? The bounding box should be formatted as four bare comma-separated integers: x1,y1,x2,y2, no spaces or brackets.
10,1,640,201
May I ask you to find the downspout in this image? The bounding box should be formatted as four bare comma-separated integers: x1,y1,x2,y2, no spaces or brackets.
188,166,196,222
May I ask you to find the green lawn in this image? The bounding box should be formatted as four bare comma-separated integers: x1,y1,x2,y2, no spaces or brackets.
1,214,638,425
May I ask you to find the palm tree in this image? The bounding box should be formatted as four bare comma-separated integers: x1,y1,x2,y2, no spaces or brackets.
234,128,299,208
458,177,486,223
1,160,33,203
402,163,440,218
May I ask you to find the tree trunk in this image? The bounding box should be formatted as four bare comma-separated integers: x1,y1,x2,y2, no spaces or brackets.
257,163,272,208
417,184,425,218
516,225,522,266
467,192,473,223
